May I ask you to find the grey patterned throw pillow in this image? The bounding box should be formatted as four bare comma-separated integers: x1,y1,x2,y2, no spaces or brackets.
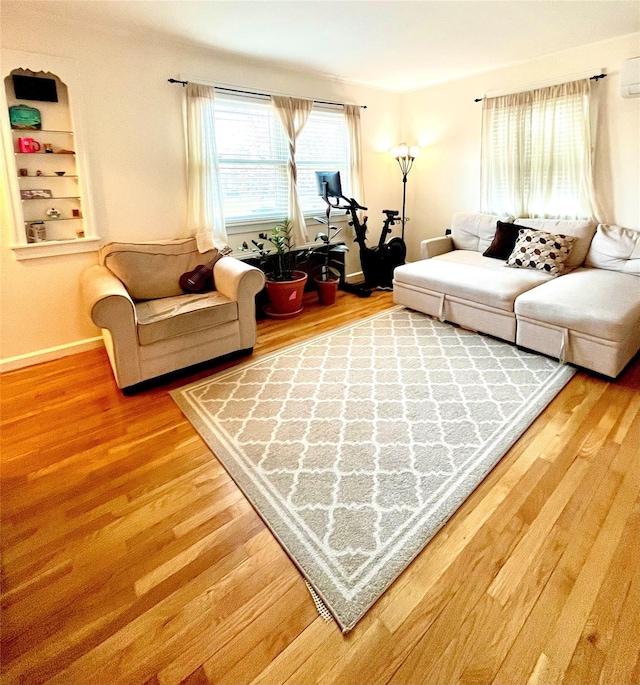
506,229,576,276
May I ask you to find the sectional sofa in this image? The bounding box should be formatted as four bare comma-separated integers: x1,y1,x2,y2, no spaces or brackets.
393,213,640,378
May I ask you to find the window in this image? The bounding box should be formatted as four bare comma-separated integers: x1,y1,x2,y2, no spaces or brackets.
296,109,349,215
214,96,349,225
481,80,595,219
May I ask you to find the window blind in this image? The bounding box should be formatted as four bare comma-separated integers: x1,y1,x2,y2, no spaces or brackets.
215,98,289,222
214,96,350,224
481,81,595,219
297,109,350,215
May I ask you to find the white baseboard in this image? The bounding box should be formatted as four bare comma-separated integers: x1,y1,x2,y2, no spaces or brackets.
345,270,364,283
0,337,104,373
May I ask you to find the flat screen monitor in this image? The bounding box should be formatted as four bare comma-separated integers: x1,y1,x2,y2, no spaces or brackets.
315,171,343,199
12,75,58,103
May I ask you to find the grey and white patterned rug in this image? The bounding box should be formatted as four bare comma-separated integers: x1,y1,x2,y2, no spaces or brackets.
171,308,575,632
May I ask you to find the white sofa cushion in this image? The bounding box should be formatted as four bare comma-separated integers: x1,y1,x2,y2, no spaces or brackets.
515,267,640,342
585,224,640,275
450,212,513,253
513,218,596,268
393,250,552,312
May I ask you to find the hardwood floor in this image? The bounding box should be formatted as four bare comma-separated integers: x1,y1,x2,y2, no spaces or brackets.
2,289,639,685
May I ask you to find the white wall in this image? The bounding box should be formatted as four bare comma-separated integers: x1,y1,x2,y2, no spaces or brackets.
2,4,638,368
0,4,402,366
401,34,640,261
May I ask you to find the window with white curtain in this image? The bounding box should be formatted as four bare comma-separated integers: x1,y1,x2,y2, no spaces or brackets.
214,96,349,225
481,79,596,220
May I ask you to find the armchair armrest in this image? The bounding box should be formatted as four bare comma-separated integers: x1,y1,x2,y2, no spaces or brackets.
420,236,454,259
213,257,266,349
213,257,266,301
80,265,142,388
80,265,137,329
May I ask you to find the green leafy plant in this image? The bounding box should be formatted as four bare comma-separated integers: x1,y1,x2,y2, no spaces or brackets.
240,219,307,281
311,224,349,281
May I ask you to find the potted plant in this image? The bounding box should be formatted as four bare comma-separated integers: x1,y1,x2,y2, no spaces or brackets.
311,223,349,305
240,220,308,318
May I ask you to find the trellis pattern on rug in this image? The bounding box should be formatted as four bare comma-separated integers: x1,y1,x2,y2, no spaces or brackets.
172,308,575,632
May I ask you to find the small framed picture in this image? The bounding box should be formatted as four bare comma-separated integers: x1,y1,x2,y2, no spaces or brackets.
20,189,52,200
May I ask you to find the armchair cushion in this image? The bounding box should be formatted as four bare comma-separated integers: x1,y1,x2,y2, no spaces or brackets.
100,238,219,301
135,292,237,345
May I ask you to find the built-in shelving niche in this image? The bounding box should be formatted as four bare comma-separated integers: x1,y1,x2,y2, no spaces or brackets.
1,50,99,259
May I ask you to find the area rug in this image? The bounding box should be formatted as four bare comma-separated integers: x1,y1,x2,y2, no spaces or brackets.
171,307,575,632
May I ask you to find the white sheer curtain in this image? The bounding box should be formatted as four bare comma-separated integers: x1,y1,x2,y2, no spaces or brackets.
344,104,365,209
271,95,313,244
184,83,227,252
481,79,598,220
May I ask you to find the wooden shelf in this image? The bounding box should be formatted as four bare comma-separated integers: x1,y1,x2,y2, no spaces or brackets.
3,51,97,257
17,174,78,178
15,151,75,155
11,128,73,134
21,196,81,201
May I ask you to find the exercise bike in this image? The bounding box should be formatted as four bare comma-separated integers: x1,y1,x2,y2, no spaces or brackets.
316,171,407,295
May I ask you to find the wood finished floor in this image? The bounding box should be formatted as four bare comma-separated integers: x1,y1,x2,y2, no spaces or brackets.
1,289,639,685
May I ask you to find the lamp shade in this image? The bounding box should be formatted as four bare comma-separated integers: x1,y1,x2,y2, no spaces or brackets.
390,143,419,160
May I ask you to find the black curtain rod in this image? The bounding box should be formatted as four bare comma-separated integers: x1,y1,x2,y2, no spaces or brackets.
473,72,607,102
168,78,367,108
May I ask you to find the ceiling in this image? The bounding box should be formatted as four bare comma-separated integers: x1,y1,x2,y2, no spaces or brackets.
5,0,640,91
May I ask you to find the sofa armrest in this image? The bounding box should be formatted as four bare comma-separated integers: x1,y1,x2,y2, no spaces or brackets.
420,236,454,259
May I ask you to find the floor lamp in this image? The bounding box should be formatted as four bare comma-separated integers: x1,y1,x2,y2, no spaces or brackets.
390,143,419,240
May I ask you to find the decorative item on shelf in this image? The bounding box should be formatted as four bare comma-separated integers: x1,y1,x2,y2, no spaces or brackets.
75,228,85,239
46,207,61,219
9,104,41,130
20,189,52,200
43,143,53,153
240,219,309,318
18,137,41,153
36,169,43,176
54,149,75,154
19,168,28,177
26,221,46,243
55,170,66,176
72,209,81,218
12,74,58,103
390,142,419,240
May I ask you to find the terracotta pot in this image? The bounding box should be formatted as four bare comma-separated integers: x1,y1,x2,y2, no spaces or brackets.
265,271,308,317
315,276,339,305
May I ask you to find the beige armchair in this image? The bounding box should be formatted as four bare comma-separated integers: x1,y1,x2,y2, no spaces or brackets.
81,239,265,390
